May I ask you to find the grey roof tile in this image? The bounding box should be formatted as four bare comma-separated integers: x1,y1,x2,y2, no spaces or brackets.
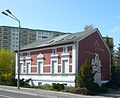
20,28,98,50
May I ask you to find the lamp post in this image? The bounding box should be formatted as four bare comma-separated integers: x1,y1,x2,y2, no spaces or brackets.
2,9,21,89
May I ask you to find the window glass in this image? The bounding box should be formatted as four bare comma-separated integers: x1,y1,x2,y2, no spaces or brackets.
52,48,57,54
63,47,68,53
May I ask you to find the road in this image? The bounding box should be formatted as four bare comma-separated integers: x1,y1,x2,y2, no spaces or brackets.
0,89,46,98
0,85,119,98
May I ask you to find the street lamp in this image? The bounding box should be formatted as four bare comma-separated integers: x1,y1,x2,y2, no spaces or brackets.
2,9,21,89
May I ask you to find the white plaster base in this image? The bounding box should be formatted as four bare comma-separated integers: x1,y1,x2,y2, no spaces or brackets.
16,74,76,87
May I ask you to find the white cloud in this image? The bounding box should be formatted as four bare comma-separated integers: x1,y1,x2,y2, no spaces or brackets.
109,27,120,33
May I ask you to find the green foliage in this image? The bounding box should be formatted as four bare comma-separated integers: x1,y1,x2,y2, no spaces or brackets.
68,87,88,95
107,44,120,89
104,36,114,71
0,49,15,85
31,84,52,90
76,60,94,90
52,83,64,91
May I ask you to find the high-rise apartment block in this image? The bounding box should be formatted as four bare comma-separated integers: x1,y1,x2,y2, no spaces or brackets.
0,26,65,51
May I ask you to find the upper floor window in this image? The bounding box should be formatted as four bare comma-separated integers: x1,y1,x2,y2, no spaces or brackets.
27,51,30,57
52,48,57,54
20,53,23,58
13,33,15,35
63,47,68,53
42,36,48,38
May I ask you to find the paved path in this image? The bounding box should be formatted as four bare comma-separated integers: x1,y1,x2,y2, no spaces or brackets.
0,85,119,98
0,89,45,98
101,90,120,98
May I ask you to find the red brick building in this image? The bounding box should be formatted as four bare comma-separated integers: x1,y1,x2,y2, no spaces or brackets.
15,28,111,86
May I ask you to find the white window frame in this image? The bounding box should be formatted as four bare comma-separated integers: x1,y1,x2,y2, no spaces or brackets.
61,54,69,74
25,56,31,74
37,53,44,74
37,59,43,74
20,52,23,58
26,61,31,74
51,54,58,74
52,48,57,54
51,60,58,74
63,47,68,53
27,51,30,57
20,60,25,74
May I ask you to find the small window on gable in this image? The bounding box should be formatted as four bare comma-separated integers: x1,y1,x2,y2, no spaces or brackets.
52,48,57,54
63,47,68,53
27,51,30,57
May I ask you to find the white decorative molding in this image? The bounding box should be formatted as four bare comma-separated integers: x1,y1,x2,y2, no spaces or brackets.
37,53,44,58
20,57,24,61
26,57,31,60
51,54,58,58
91,53,102,86
61,52,69,57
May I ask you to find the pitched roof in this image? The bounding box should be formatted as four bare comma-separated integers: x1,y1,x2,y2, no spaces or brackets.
20,28,99,51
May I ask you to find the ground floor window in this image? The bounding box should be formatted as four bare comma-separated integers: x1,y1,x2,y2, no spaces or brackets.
38,61,42,73
51,60,58,73
26,62,30,74
62,60,69,73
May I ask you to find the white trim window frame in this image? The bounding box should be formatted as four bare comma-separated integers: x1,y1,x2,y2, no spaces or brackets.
37,53,44,74
25,56,31,74
61,54,69,74
52,48,57,54
37,59,43,74
19,52,25,74
26,51,30,57
26,61,31,74
20,52,23,58
51,54,58,74
20,60,25,74
63,47,68,53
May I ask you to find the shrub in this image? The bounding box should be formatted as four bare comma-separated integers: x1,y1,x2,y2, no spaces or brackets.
68,87,88,95
76,60,94,90
52,83,64,91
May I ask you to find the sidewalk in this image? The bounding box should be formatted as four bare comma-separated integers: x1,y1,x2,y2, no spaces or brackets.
0,85,113,98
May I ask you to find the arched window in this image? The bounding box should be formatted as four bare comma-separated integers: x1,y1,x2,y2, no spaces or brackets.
37,53,44,74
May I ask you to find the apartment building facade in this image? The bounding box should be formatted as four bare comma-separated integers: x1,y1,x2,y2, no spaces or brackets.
0,26,65,51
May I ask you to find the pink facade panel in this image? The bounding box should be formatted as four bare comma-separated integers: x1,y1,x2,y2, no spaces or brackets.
22,45,73,74
43,66,50,73
31,51,39,65
57,47,63,64
58,66,61,73
69,65,72,72
68,46,72,63
31,67,37,73
43,49,52,65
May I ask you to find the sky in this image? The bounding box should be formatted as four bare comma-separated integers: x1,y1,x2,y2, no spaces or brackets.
0,0,120,50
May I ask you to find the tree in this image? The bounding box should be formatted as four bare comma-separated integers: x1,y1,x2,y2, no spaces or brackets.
103,36,114,72
0,49,15,85
115,44,120,69
107,44,120,89
77,60,94,89
84,25,94,31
